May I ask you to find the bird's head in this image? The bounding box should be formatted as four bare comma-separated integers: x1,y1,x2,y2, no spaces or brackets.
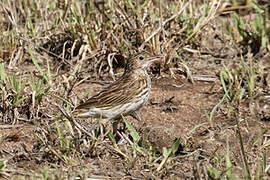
125,52,162,73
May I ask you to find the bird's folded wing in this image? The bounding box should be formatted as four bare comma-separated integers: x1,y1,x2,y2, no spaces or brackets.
76,74,146,109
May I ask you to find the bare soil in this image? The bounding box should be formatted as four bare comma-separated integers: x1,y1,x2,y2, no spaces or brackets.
0,1,270,179
1,68,269,179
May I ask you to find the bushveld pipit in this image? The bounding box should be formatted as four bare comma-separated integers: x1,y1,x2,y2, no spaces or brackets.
73,52,161,123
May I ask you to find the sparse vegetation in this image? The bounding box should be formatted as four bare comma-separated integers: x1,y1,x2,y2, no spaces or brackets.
0,0,269,179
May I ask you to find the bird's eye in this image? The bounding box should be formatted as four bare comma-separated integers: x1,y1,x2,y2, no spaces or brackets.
138,56,144,61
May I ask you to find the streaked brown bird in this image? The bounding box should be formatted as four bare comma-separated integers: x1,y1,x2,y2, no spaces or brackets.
74,52,161,122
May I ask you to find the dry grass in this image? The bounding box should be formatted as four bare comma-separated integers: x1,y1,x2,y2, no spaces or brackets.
0,0,270,179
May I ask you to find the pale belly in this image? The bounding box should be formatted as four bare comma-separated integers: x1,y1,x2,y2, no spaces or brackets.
78,90,150,119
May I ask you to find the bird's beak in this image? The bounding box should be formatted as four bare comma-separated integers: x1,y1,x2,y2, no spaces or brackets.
147,55,162,63
144,55,162,70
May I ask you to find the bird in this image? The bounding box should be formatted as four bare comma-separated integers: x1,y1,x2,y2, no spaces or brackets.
73,52,161,123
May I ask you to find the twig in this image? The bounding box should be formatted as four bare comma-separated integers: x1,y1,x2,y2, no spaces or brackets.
139,2,190,50
56,104,95,139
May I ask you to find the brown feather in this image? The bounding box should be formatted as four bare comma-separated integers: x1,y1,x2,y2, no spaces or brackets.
74,52,161,119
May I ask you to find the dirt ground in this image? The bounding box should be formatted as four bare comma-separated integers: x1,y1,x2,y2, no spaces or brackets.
0,0,270,179
1,66,269,179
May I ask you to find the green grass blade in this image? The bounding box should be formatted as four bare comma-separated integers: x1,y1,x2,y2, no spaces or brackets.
225,137,232,179
209,95,226,127
0,63,6,81
29,48,48,82
170,137,181,156
220,70,231,100
122,115,140,143
46,59,52,86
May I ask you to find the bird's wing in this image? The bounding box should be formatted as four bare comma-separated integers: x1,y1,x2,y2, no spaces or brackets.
76,73,147,109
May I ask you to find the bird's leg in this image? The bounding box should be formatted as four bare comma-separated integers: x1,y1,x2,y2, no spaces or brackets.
113,121,124,142
129,111,141,121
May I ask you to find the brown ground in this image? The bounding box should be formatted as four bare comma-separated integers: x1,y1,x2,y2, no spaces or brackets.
1,68,269,179
0,0,270,179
